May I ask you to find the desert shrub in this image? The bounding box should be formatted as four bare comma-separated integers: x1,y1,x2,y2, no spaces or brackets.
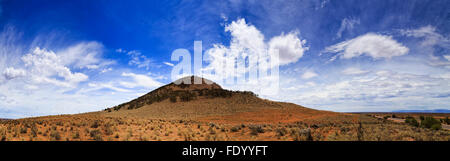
30,125,38,137
431,124,442,130
444,117,450,124
72,131,80,139
405,117,419,127
249,125,264,135
91,120,100,128
169,95,177,103
205,89,233,98
55,121,64,126
20,127,27,134
230,126,241,132
90,129,102,141
50,131,61,141
421,117,441,129
357,122,364,141
104,125,114,136
180,91,196,102
291,128,313,141
0,127,6,141
419,116,425,121
209,127,216,135
276,127,288,136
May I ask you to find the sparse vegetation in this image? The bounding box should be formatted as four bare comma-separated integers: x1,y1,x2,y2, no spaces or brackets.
0,77,448,141
421,117,441,130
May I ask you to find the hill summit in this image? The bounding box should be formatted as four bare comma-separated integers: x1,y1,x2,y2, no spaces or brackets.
109,76,256,111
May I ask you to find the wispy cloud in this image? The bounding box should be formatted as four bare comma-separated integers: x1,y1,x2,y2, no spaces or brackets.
301,71,318,79
126,50,156,70
336,18,360,39
163,62,174,67
325,33,409,60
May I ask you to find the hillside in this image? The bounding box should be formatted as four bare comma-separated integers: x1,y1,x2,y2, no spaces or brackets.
99,76,347,124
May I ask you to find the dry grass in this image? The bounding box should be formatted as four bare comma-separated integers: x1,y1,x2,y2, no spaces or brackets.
0,113,448,141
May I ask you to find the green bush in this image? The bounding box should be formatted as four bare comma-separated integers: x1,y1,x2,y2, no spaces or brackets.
431,124,442,130
421,116,441,129
180,91,196,102
405,117,419,127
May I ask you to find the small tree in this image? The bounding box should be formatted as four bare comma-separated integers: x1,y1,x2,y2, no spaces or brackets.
421,116,441,129
405,117,419,127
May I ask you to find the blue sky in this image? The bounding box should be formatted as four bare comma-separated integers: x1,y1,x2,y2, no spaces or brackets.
0,0,449,118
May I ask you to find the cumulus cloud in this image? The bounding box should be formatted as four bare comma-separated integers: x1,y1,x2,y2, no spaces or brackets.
325,33,409,60
21,47,88,87
268,31,308,65
204,18,308,82
342,67,369,75
301,71,318,79
120,72,162,89
3,67,26,80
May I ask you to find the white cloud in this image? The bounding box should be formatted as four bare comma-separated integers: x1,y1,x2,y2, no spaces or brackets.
342,67,369,75
100,67,112,73
3,67,26,80
268,31,308,65
444,55,450,61
163,62,174,67
120,72,162,89
86,82,131,93
126,50,154,70
275,70,450,112
400,25,450,48
336,18,360,39
21,47,88,87
204,18,308,83
325,33,409,60
400,26,450,68
115,48,126,53
57,41,106,69
301,71,318,79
